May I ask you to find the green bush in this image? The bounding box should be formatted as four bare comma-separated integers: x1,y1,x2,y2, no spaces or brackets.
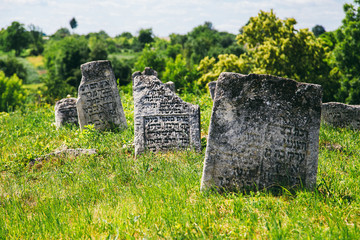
0,71,26,112
0,56,27,82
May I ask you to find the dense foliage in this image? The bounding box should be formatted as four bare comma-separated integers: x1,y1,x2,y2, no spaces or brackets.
0,71,26,112
0,1,360,104
331,0,360,103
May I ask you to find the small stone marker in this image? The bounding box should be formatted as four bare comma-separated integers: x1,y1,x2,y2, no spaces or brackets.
133,67,201,155
76,60,127,131
208,81,217,100
322,102,360,129
201,73,322,192
55,98,78,128
165,81,176,93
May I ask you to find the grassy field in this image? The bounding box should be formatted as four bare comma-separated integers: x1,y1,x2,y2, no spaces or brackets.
0,90,360,239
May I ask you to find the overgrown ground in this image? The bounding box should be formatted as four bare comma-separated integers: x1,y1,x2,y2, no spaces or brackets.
0,89,359,239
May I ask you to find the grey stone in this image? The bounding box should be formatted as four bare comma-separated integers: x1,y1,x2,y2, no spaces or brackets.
208,81,217,100
55,98,78,128
76,60,127,131
201,73,322,192
165,81,176,93
133,67,201,156
29,148,97,167
321,102,360,129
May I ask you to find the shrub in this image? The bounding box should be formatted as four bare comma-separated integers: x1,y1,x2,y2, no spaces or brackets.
0,71,26,112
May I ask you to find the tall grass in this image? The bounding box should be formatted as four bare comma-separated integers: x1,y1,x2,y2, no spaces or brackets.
1,91,360,239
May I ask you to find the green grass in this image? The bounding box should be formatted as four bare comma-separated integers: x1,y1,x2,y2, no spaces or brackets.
109,52,140,61
1,91,360,239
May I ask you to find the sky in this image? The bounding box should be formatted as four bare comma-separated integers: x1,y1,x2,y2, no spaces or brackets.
0,0,350,37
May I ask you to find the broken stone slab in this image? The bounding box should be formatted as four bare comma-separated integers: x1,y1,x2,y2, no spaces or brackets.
208,81,217,100
55,97,79,128
132,67,201,156
28,149,97,167
321,102,360,129
201,73,322,192
76,60,127,131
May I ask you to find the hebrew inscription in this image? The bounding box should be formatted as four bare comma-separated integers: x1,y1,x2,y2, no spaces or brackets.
144,115,190,152
322,102,360,129
55,98,78,128
201,73,322,192
76,60,127,131
133,67,201,156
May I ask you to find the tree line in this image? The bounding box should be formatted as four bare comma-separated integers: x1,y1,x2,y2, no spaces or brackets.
0,0,360,112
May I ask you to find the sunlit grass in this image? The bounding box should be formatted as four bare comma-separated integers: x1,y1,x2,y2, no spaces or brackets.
26,55,45,69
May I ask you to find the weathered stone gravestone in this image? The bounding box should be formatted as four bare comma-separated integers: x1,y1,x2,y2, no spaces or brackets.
322,102,360,129
76,60,127,131
55,98,78,128
201,73,322,192
208,81,217,100
133,67,201,156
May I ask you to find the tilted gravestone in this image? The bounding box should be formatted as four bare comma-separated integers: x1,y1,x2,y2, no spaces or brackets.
208,81,217,100
55,98,78,128
321,102,360,129
201,73,322,192
76,60,127,131
133,67,201,156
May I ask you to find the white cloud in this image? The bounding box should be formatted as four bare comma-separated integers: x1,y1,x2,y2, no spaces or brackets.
0,0,349,36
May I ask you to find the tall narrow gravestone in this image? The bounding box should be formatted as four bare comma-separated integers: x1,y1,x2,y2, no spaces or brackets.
208,81,217,100
133,67,201,156
76,60,127,130
322,102,360,129
55,98,78,128
201,73,322,192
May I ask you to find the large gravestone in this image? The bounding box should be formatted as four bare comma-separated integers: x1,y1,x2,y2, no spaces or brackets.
76,60,127,131
133,67,201,156
322,102,360,129
201,73,322,192
55,98,78,128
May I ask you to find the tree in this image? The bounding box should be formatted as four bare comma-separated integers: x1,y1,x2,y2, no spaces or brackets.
0,71,26,112
312,25,326,37
109,57,134,86
70,17,78,30
331,0,360,103
0,56,27,83
197,54,250,87
1,21,29,56
138,28,154,48
52,28,71,39
88,36,108,60
44,36,91,99
134,44,166,78
163,54,199,92
27,24,45,55
236,10,338,102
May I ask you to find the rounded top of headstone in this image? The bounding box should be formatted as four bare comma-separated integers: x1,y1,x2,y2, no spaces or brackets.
142,67,158,77
55,97,77,106
55,97,77,111
80,60,113,80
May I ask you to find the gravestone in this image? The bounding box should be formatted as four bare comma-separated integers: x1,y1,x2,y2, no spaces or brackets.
76,60,127,131
55,98,78,128
322,102,360,129
133,67,201,156
201,73,322,192
208,81,217,100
